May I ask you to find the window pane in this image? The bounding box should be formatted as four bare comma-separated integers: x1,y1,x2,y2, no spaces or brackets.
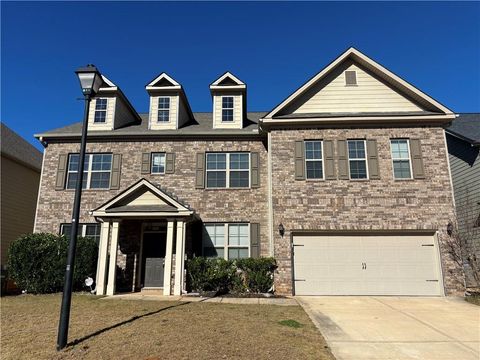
94,111,106,123
391,140,409,159
95,98,107,110
230,153,249,169
393,160,411,179
222,109,234,121
348,140,365,159
206,171,226,188
66,171,88,189
228,248,248,260
305,141,322,160
229,224,249,246
206,154,227,170
158,109,169,122
222,97,234,108
61,224,72,239
349,160,367,179
230,171,249,187
306,161,323,179
158,97,170,109
204,247,224,258
90,172,110,188
151,153,165,173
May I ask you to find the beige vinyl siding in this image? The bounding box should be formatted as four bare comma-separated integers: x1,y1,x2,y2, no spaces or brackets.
292,64,424,114
1,155,41,267
213,93,243,129
128,191,168,206
114,97,134,129
88,96,116,130
149,95,178,130
447,134,480,287
177,97,190,128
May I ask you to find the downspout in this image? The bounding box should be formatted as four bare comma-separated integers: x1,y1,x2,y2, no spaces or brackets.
267,131,274,257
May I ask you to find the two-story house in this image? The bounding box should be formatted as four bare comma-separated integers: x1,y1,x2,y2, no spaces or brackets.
34,48,465,297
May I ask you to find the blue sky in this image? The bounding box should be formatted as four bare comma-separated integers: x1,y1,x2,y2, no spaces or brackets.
2,1,479,150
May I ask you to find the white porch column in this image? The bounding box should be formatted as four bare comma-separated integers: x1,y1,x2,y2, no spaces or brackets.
106,221,120,296
163,220,175,296
95,221,110,295
174,220,186,296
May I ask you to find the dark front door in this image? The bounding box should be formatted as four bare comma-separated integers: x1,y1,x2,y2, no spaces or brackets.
142,232,166,288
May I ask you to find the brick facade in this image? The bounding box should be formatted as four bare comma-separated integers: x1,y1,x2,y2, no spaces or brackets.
270,126,465,296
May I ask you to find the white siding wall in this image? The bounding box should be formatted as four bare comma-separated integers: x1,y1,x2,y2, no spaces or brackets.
88,96,116,130
149,95,178,130
213,93,243,129
293,64,423,114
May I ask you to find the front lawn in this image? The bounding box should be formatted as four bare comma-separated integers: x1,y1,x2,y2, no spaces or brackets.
1,294,334,359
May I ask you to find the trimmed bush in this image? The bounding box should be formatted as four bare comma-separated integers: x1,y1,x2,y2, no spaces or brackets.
235,257,277,293
7,233,98,294
186,257,277,295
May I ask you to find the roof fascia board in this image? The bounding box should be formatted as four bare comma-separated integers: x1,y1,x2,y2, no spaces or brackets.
264,47,454,119
210,85,246,91
146,85,182,91
261,114,455,126
92,211,193,217
101,75,116,87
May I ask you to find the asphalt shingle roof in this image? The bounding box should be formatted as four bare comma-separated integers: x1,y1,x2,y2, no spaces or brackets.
446,113,480,145
35,112,267,139
1,122,43,171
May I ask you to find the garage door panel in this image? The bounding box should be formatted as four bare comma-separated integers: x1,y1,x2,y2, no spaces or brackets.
293,234,442,296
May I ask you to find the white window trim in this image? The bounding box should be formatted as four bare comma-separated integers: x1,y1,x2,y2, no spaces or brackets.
202,223,250,260
67,153,112,190
221,95,235,122
390,138,413,180
157,96,171,123
347,139,369,180
94,98,108,123
151,152,166,175
205,152,251,189
304,140,325,180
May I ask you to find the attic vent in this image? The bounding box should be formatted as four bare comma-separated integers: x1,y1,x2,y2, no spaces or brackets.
345,71,357,86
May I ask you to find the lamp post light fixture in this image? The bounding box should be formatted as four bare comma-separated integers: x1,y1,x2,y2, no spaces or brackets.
57,65,102,351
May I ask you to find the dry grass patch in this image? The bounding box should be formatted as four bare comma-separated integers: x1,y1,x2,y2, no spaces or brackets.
1,294,334,360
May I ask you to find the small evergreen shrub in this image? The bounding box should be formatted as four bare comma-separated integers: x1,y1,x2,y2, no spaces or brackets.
7,233,98,294
186,257,277,295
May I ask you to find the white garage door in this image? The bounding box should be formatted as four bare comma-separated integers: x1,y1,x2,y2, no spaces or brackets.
293,234,443,296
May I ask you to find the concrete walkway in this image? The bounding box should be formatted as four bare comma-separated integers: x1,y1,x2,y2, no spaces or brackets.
103,293,297,306
297,296,480,360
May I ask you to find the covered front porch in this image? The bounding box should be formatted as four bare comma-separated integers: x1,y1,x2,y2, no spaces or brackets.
92,179,196,296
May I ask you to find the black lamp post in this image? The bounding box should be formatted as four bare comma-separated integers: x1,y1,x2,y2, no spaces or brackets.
57,65,102,351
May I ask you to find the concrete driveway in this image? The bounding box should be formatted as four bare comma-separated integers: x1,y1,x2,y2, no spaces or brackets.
297,296,479,360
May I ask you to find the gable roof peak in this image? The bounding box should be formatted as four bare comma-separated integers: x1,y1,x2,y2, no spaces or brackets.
210,71,246,90
146,72,181,89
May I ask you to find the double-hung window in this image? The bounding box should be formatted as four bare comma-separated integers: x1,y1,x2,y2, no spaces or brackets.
348,140,368,179
151,153,166,174
94,98,108,123
305,140,323,179
221,96,234,122
60,223,101,243
206,152,250,188
66,153,112,189
390,139,412,179
157,97,170,122
203,223,249,260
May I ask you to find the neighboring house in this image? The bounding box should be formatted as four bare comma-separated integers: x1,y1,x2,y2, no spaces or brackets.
1,123,43,290
445,113,480,289
34,48,465,297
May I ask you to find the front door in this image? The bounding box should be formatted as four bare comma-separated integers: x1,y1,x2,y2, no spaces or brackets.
142,232,166,288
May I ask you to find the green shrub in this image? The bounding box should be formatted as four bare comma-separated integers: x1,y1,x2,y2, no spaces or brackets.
186,257,236,294
235,257,277,293
7,233,98,294
186,257,277,295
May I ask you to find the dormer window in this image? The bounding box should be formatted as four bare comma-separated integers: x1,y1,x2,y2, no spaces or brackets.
94,98,108,123
157,97,170,122
222,96,234,122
